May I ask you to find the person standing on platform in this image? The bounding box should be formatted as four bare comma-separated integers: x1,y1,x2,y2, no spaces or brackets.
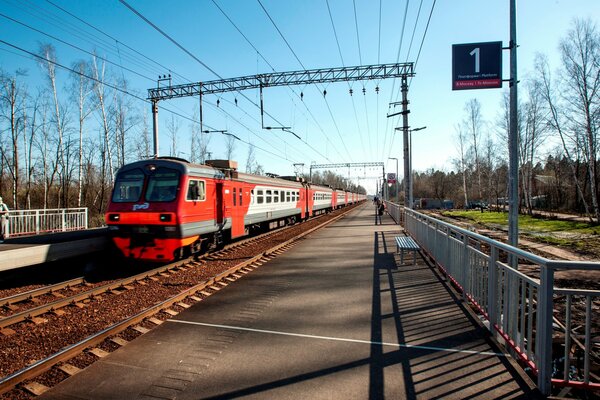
375,200,384,225
0,197,9,241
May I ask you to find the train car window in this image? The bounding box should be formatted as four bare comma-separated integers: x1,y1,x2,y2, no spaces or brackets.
273,190,279,203
146,167,179,202
286,192,290,202
280,191,285,202
112,168,144,203
266,190,272,203
186,180,205,201
233,188,237,206
257,190,264,204
239,188,243,206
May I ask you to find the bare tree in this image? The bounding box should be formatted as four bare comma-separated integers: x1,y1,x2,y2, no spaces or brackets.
519,79,548,214
454,124,469,207
246,143,257,173
90,54,114,185
69,60,94,207
536,53,592,219
134,112,152,160
225,134,236,161
0,69,27,208
559,18,600,221
167,114,179,157
38,44,71,207
463,99,484,200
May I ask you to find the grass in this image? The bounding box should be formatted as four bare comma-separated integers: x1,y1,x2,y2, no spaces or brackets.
441,210,599,235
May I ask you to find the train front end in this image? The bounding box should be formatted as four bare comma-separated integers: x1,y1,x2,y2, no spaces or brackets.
106,159,198,261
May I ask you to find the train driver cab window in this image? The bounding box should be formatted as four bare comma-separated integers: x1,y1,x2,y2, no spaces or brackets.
186,180,205,201
239,187,243,206
233,188,237,206
112,168,144,203
146,167,179,202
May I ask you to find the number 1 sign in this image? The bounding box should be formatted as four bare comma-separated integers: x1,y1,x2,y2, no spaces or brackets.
452,41,502,90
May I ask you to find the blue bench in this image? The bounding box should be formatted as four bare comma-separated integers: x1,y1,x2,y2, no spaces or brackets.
395,236,420,265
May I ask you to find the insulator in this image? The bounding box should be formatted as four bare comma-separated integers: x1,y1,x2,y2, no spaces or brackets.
235,98,238,106
217,99,220,107
349,89,353,96
362,87,366,95
323,90,327,97
301,92,304,100
375,86,380,93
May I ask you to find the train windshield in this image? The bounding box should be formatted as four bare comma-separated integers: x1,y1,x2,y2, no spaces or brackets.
112,168,144,203
145,167,180,202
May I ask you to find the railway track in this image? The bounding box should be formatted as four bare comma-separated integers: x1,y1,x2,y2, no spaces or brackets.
0,204,360,398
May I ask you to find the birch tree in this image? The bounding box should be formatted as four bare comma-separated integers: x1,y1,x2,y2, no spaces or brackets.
559,18,600,221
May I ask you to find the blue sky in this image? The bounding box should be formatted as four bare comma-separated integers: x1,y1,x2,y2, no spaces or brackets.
1,0,598,194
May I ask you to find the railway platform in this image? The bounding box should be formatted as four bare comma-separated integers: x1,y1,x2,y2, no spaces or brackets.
39,204,541,399
0,229,109,272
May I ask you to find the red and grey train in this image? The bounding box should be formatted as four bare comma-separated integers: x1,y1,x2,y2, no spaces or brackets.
105,157,365,261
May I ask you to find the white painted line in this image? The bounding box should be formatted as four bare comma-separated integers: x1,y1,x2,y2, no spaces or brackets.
167,320,508,357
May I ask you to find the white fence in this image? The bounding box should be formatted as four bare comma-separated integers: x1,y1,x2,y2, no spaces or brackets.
385,201,600,395
3,208,88,237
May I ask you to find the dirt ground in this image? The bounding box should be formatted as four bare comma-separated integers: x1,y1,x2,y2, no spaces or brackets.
426,210,600,290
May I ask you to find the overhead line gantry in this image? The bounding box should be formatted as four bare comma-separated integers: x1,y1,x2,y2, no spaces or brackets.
147,62,414,159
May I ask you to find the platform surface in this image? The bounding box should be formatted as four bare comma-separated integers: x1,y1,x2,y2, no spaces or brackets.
40,204,540,399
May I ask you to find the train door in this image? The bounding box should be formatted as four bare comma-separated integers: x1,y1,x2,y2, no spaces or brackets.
306,187,314,218
215,182,224,225
231,184,245,238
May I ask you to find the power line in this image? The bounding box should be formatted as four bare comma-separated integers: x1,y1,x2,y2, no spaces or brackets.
0,12,155,82
352,0,363,65
118,0,324,163
118,0,222,79
0,39,295,165
256,0,306,70
256,1,351,160
44,0,192,83
212,0,340,162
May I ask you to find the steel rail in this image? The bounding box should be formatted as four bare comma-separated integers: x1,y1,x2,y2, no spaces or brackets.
0,206,337,329
0,277,86,307
0,202,358,395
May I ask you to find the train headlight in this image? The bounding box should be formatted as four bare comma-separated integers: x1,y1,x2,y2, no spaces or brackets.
108,214,120,222
159,214,172,222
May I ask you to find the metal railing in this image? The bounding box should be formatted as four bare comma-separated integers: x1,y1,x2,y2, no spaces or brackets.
2,208,88,238
384,201,600,395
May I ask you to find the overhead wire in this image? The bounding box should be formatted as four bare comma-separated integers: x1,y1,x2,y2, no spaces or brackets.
0,12,156,82
0,38,296,165
381,0,412,163
325,0,366,162
119,0,329,164
11,0,169,82
44,0,191,83
256,0,352,161
211,0,343,162
1,2,295,161
385,0,437,165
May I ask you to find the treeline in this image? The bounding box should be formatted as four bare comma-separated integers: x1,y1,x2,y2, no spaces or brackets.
305,170,366,194
399,18,599,221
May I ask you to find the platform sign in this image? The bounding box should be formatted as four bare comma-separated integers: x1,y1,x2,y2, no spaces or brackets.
387,173,396,184
452,41,502,90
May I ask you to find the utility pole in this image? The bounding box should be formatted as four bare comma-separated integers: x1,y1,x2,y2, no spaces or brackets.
401,76,410,208
508,0,519,250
